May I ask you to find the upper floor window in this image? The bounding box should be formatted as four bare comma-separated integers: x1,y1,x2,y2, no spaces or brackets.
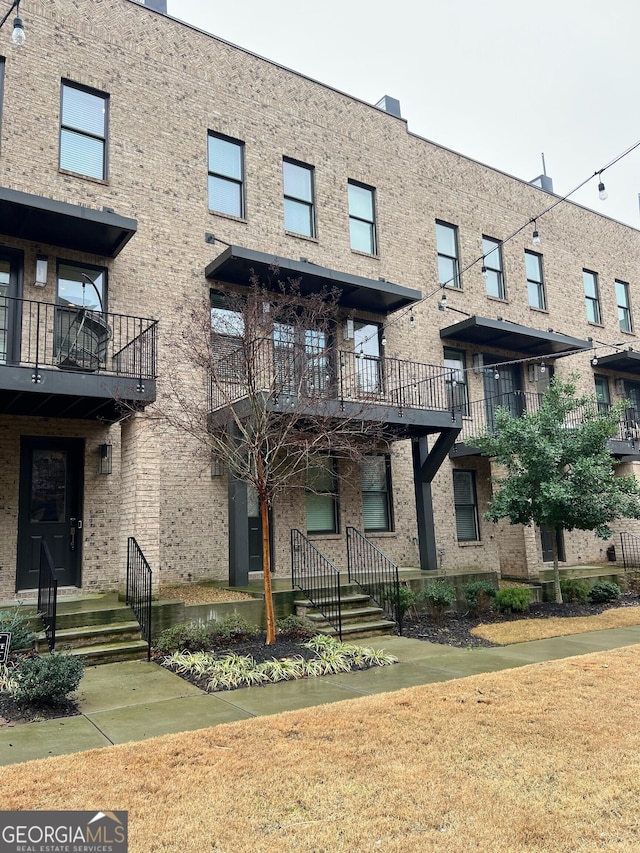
443,347,468,414
60,81,108,180
0,58,5,142
482,237,505,299
348,181,377,254
208,133,244,218
594,375,610,413
436,221,460,288
57,262,106,311
306,453,338,534
616,280,633,333
283,159,315,237
583,270,601,324
56,262,107,371
361,455,393,532
525,251,545,310
453,470,480,542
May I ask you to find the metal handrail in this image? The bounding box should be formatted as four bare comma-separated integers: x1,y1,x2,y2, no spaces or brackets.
291,529,342,639
620,532,640,570
456,391,639,446
209,338,455,415
346,526,402,633
126,537,153,660
0,294,158,379
37,540,58,652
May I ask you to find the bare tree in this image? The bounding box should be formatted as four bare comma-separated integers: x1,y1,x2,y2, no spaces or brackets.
152,274,394,643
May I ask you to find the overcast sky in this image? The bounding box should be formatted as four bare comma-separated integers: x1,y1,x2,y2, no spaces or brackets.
168,0,640,230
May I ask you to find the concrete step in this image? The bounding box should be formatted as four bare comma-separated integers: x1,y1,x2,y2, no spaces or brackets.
316,619,396,640
64,639,150,666
294,593,372,615
305,606,386,624
36,621,142,653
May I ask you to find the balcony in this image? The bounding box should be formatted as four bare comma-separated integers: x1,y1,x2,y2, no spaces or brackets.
0,296,157,422
208,341,460,439
450,391,640,459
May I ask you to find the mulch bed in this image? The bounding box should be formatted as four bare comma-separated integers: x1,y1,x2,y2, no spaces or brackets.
400,594,640,648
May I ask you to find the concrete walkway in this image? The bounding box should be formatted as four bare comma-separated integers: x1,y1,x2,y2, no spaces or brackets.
3,625,640,767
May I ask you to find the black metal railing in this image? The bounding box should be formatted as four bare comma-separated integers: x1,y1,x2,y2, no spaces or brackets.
37,540,58,652
126,537,153,660
209,338,455,416
620,532,640,570
291,529,342,639
455,391,638,446
346,526,402,633
0,295,157,379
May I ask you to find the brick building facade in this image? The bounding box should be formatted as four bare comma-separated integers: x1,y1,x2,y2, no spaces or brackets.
0,0,639,599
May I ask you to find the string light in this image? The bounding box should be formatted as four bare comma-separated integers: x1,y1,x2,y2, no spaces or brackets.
481,262,488,279
539,361,546,374
598,179,608,201
532,220,541,246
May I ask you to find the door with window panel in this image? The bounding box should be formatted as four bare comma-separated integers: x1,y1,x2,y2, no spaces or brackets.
354,321,382,395
0,251,22,366
482,362,523,431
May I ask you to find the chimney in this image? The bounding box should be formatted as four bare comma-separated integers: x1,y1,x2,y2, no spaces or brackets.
375,95,402,119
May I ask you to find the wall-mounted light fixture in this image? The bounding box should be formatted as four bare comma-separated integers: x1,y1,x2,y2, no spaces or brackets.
210,452,225,478
0,0,25,45
98,443,113,475
34,254,48,287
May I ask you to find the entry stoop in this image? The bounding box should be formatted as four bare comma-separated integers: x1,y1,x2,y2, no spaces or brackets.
295,584,396,640
35,594,149,665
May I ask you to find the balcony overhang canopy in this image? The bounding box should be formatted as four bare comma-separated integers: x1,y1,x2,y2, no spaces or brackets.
596,350,640,376
205,245,421,314
0,188,137,257
440,315,590,357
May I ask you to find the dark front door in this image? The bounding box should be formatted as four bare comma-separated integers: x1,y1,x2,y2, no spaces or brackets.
540,525,565,562
17,437,84,590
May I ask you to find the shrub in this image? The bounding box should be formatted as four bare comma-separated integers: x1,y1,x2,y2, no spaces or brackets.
0,602,37,651
494,587,531,614
275,615,316,640
154,622,210,654
559,578,590,604
420,581,456,624
380,584,417,625
463,580,496,614
588,580,621,604
13,653,84,705
207,613,260,646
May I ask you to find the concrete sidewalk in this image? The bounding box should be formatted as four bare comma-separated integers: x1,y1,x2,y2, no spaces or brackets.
3,625,640,767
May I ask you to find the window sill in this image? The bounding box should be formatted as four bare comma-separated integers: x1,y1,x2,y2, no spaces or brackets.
58,168,108,186
364,530,396,537
208,210,247,224
284,231,319,243
618,328,636,337
307,533,342,540
457,540,483,547
587,321,604,328
350,249,379,260
528,306,549,315
487,295,508,304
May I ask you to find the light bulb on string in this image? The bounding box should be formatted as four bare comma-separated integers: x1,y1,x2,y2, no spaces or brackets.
494,370,500,381
11,15,25,45
439,291,447,311
539,361,546,374
532,220,541,246
598,179,608,201
381,333,387,347
409,310,415,326
481,263,488,280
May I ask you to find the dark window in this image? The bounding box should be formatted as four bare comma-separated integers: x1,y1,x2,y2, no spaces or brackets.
348,181,377,254
306,454,338,534
60,81,108,180
207,133,244,217
616,280,633,333
583,270,601,324
525,251,545,310
57,262,106,311
594,375,610,413
482,236,505,299
361,455,393,532
443,347,468,414
210,290,245,379
283,159,315,237
453,470,479,542
436,221,460,288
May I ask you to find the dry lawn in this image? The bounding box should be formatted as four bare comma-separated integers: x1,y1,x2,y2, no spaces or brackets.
159,585,253,605
3,645,640,852
473,605,640,644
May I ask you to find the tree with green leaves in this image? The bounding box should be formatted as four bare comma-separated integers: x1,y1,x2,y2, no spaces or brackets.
469,377,640,602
